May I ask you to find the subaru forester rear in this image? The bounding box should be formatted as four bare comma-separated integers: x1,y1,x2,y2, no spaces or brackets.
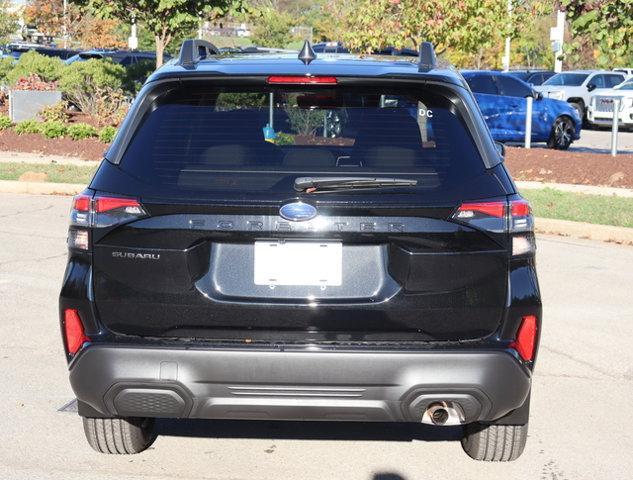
59,40,541,461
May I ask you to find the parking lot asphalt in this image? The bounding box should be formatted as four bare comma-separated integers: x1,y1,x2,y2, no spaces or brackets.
1,193,632,480
572,127,633,154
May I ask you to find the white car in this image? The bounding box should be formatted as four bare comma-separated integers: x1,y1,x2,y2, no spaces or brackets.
535,70,626,119
587,79,633,130
614,68,633,79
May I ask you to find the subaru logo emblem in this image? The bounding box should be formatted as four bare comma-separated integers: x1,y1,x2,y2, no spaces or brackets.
279,202,317,222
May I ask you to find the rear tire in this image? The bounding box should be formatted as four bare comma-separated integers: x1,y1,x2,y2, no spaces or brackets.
83,417,156,454
461,423,528,461
547,116,574,150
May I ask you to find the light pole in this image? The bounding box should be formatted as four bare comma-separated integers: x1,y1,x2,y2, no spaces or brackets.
63,0,68,48
128,18,138,50
550,10,565,73
502,0,512,72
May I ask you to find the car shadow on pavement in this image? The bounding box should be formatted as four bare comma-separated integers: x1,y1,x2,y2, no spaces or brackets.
372,475,406,480
155,418,463,443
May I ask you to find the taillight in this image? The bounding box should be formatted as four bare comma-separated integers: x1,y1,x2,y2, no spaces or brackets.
451,197,535,256
68,193,146,250
508,199,535,256
267,75,338,84
94,196,144,214
63,308,90,355
451,200,507,233
510,315,538,361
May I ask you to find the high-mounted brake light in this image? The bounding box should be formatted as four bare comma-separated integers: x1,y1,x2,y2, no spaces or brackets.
63,308,90,355
510,315,538,362
267,75,338,84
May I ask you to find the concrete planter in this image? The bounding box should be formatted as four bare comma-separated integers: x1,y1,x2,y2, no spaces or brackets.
9,90,62,122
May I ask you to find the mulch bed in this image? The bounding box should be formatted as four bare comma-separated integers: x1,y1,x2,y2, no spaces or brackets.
505,147,633,188
0,130,107,161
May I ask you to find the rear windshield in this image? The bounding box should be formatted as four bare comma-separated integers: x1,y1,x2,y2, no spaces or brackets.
117,84,497,200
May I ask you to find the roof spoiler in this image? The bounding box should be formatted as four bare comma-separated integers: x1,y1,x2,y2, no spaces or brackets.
177,39,220,67
418,42,437,72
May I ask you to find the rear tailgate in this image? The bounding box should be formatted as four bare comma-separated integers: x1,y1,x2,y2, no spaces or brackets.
89,79,513,343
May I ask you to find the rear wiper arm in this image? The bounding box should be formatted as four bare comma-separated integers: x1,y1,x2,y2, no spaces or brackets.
294,176,417,193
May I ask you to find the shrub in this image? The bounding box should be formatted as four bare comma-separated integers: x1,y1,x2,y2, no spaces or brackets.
275,132,295,145
123,59,156,94
59,59,128,125
0,57,14,85
67,123,98,140
7,51,64,85
39,101,69,122
98,125,117,143
0,115,11,131
14,120,41,135
12,74,58,91
41,121,67,139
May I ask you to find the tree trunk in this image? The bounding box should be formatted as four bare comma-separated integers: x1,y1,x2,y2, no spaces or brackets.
155,36,165,69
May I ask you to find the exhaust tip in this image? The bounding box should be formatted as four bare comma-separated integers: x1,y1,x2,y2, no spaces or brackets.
430,406,449,425
422,401,465,426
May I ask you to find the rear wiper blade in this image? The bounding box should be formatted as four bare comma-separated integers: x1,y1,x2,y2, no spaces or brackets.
294,176,417,193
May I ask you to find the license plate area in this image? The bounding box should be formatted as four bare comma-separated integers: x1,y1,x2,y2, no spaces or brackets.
254,241,342,286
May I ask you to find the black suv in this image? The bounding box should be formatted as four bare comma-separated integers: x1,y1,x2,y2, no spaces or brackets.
60,40,541,461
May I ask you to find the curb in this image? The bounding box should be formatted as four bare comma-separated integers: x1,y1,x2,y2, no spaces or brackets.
0,180,631,246
0,180,86,195
535,217,633,246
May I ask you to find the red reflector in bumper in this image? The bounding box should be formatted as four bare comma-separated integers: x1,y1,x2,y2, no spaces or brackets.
267,75,338,84
63,309,90,355
510,315,538,361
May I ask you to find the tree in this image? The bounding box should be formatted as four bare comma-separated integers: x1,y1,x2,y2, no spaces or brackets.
561,0,633,68
23,0,83,40
338,0,536,67
73,1,239,68
250,6,294,48
75,16,127,49
0,0,19,43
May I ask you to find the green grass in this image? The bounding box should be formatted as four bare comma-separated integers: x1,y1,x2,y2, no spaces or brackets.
522,188,633,228
0,162,98,184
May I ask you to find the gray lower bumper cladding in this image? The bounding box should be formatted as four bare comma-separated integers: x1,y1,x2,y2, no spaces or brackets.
69,346,531,424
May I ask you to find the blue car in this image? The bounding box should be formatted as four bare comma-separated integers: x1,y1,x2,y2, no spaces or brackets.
462,71,581,149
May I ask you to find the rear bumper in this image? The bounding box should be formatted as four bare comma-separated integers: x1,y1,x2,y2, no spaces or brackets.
69,345,531,424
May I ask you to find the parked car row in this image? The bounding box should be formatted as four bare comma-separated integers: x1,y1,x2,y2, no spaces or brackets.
1,43,167,66
587,78,633,131
462,70,581,149
534,70,627,121
507,69,557,86
0,43,79,60
461,67,633,148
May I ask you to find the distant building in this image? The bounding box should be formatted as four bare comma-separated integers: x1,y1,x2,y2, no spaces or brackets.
206,22,252,38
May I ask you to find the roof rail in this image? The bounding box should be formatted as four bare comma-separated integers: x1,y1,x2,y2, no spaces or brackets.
177,39,220,67
418,42,437,72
